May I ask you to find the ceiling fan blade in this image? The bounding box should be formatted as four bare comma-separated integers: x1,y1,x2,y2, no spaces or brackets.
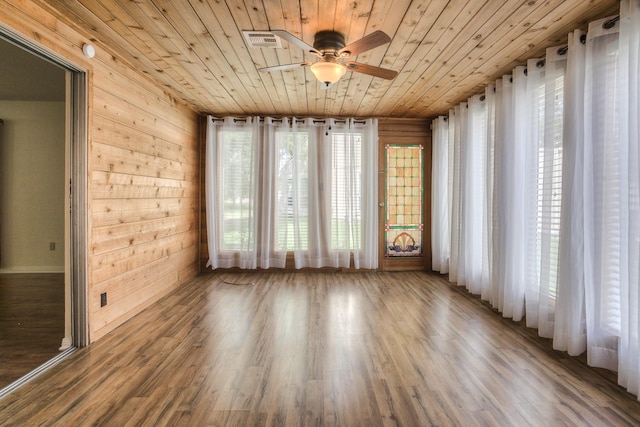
338,31,391,58
270,30,321,56
345,62,398,80
258,62,312,72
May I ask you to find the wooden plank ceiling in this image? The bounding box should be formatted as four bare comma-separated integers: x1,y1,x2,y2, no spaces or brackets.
38,0,619,119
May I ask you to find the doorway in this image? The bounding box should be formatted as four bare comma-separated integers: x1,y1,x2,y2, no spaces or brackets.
378,119,432,271
0,30,87,396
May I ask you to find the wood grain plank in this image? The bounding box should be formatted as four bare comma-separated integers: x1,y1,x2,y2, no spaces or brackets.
335,0,408,117
65,0,231,111
0,274,65,388
92,115,197,165
91,178,194,200
90,196,197,228
148,0,273,115
91,231,197,284
93,88,195,146
30,0,621,118
4,271,639,424
91,213,196,254
1,0,200,348
360,0,486,117
104,0,237,106
90,66,197,134
91,141,194,182
90,248,197,340
420,0,620,114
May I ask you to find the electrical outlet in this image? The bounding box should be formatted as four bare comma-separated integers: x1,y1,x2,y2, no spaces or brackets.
100,292,107,307
49,242,55,250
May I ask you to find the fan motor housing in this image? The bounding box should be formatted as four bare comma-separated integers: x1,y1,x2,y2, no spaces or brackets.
313,31,346,55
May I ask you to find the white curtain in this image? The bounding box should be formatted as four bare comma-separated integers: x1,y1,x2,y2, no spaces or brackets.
344,119,379,270
448,107,462,283
493,68,532,321
491,77,508,314
459,96,488,294
258,117,289,268
524,47,568,338
583,16,622,371
205,117,265,269
453,102,468,286
431,116,450,273
482,84,497,305
205,116,378,270
433,0,640,400
447,108,456,272
617,0,640,395
554,29,588,356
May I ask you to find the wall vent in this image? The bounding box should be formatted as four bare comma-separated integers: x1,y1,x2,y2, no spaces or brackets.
242,31,282,48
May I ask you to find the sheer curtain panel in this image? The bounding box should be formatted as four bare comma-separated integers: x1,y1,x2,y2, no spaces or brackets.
448,107,462,283
493,69,531,321
433,0,640,400
524,47,567,338
617,0,640,396
205,116,378,270
583,16,622,371
205,117,265,269
337,119,378,270
431,116,450,273
459,96,488,294
483,84,498,305
553,29,588,356
453,103,468,286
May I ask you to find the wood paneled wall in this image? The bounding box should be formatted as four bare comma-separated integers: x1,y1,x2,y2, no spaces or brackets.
0,1,200,342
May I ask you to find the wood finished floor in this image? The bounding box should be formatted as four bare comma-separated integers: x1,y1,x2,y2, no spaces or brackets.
0,273,65,387
1,271,639,426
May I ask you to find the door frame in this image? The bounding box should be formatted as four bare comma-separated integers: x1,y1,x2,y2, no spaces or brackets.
68,68,89,348
0,26,88,397
378,119,432,271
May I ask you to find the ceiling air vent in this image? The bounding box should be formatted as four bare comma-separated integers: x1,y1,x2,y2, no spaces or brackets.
242,31,282,48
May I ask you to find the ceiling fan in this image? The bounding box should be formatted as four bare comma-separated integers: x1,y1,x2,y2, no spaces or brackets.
255,30,398,86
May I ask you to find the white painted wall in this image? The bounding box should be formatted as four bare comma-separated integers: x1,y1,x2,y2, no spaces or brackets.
0,101,65,271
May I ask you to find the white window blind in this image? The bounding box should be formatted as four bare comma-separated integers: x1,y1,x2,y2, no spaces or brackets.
205,117,378,270
331,132,362,250
535,70,565,301
219,129,255,252
276,130,309,251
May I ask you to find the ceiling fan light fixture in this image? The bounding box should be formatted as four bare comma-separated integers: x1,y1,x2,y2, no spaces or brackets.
310,61,347,84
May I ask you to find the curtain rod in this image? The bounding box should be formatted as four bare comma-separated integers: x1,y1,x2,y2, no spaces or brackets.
457,14,612,100
210,117,367,125
444,14,611,122
603,15,619,29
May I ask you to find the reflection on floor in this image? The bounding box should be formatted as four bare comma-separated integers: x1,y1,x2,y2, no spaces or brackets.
0,273,64,387
2,271,640,425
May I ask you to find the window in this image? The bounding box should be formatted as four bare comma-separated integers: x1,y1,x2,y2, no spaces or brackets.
219,129,254,251
330,132,362,250
274,130,364,252
385,144,423,257
205,117,378,270
534,74,565,300
275,130,309,251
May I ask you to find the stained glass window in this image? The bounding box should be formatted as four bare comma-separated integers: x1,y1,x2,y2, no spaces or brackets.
385,144,423,257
